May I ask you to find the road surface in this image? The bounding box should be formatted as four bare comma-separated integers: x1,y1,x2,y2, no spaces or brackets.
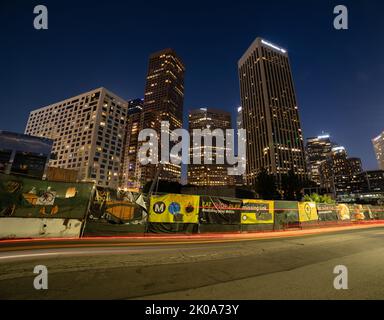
0,226,384,299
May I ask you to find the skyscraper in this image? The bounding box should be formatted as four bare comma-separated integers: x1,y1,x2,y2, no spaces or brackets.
235,106,246,186
188,108,234,186
25,88,128,189
138,48,185,187
372,131,384,170
306,135,332,186
319,146,362,196
121,98,143,190
238,38,307,187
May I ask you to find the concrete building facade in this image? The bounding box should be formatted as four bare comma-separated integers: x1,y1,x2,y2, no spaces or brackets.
25,87,128,188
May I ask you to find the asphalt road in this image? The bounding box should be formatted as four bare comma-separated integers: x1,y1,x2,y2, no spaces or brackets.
0,227,384,299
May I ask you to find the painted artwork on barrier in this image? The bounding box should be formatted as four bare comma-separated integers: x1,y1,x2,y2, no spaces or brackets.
149,194,200,224
298,202,319,222
88,187,145,223
241,200,274,224
0,173,93,219
348,204,370,221
336,204,351,221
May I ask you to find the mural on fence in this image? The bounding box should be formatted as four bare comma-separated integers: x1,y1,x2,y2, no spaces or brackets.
298,202,319,222
0,173,92,219
88,187,146,223
336,204,351,221
241,200,274,224
149,194,200,224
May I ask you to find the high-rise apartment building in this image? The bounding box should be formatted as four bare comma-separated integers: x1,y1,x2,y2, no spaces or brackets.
138,48,185,187
306,135,332,186
238,37,307,187
121,98,143,190
319,146,362,195
373,131,384,170
25,87,128,189
188,108,234,186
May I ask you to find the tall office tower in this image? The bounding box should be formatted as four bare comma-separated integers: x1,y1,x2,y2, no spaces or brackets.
235,106,246,186
138,48,185,187
319,146,362,195
188,108,234,186
237,106,243,131
372,131,384,170
348,157,363,175
120,98,143,190
25,88,128,189
238,38,307,187
305,135,332,186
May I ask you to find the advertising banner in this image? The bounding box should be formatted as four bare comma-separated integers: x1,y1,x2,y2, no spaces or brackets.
298,202,319,222
149,194,200,224
199,196,242,224
241,200,274,224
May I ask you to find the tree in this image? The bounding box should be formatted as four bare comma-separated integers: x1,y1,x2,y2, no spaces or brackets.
281,169,303,201
254,168,280,200
304,193,335,204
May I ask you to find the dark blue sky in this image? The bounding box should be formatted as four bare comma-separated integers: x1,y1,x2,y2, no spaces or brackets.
1,0,383,170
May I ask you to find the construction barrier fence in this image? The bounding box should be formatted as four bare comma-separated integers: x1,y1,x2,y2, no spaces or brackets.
1,173,384,238
145,194,384,234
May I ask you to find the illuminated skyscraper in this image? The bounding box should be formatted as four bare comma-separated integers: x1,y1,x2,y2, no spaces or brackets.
319,146,362,195
305,135,332,186
138,48,185,187
235,106,246,186
121,99,143,190
238,38,307,186
188,108,234,186
372,131,384,170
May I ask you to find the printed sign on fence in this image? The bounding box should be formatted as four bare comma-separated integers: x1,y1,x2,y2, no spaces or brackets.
241,200,274,224
149,194,200,224
200,196,242,224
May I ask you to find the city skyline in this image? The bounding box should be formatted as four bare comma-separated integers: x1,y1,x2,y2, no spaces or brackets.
1,0,384,171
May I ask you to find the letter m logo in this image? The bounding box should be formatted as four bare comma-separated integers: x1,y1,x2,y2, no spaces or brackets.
153,201,166,214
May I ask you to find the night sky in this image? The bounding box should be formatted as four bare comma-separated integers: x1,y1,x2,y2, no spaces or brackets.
1,0,383,170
